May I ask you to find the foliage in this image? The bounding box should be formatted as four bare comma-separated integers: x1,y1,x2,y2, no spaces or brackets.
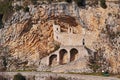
88,47,109,73
0,1,12,14
105,25,120,40
0,46,11,71
2,57,7,68
54,44,60,51
31,0,38,5
75,0,86,7
13,73,26,80
0,22,3,29
65,0,72,3
88,0,99,6
100,0,107,9
56,77,67,80
46,76,67,80
23,6,29,12
0,0,13,23
15,5,23,11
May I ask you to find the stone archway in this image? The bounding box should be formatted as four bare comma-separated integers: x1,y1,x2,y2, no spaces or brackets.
49,54,57,66
70,48,78,62
59,49,68,65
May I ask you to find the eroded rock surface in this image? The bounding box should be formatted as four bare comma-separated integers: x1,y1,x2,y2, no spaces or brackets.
0,1,120,73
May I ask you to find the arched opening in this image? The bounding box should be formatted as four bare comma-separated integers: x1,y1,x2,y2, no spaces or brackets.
70,48,78,62
49,54,57,66
59,49,68,65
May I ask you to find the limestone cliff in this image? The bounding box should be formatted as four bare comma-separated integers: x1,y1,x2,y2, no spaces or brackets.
0,1,120,73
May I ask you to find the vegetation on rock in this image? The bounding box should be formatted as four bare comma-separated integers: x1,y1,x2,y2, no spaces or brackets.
65,0,72,3
88,47,109,73
13,73,26,80
75,0,86,7
23,6,29,12
0,0,13,22
100,0,107,9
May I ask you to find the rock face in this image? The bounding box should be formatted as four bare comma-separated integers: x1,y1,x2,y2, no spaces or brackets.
0,1,120,73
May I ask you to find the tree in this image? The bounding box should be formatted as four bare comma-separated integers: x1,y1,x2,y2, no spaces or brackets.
100,0,107,9
13,73,26,80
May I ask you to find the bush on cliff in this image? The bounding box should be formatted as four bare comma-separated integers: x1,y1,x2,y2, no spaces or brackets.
0,0,13,22
15,5,23,11
75,0,86,7
13,73,26,80
31,0,38,5
65,0,72,3
56,77,67,80
100,0,107,9
46,76,67,80
23,6,29,12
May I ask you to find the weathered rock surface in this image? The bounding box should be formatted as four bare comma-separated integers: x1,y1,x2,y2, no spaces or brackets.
0,1,120,73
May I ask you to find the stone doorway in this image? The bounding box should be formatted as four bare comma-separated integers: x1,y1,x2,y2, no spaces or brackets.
49,54,57,66
59,49,68,65
70,48,78,62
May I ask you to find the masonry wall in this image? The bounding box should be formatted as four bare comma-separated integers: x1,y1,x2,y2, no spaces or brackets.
53,24,84,46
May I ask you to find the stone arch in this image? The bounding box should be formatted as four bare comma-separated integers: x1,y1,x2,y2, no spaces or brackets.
49,54,57,66
70,48,78,62
59,49,68,65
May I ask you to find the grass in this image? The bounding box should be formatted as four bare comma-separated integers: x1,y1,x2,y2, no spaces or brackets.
68,72,103,76
68,72,120,79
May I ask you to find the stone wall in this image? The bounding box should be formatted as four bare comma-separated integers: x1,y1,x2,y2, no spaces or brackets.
53,24,84,46
38,45,90,73
53,24,98,49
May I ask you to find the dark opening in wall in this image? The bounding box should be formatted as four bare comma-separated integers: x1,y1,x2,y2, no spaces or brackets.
70,48,78,62
0,14,3,29
83,38,85,45
49,54,57,66
59,49,68,65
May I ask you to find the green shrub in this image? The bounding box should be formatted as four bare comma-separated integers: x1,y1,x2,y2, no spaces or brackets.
56,77,67,80
13,73,26,80
0,1,14,22
0,19,3,29
23,6,29,12
0,1,13,14
31,0,38,5
75,0,86,7
100,0,107,9
65,0,72,3
15,5,23,11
